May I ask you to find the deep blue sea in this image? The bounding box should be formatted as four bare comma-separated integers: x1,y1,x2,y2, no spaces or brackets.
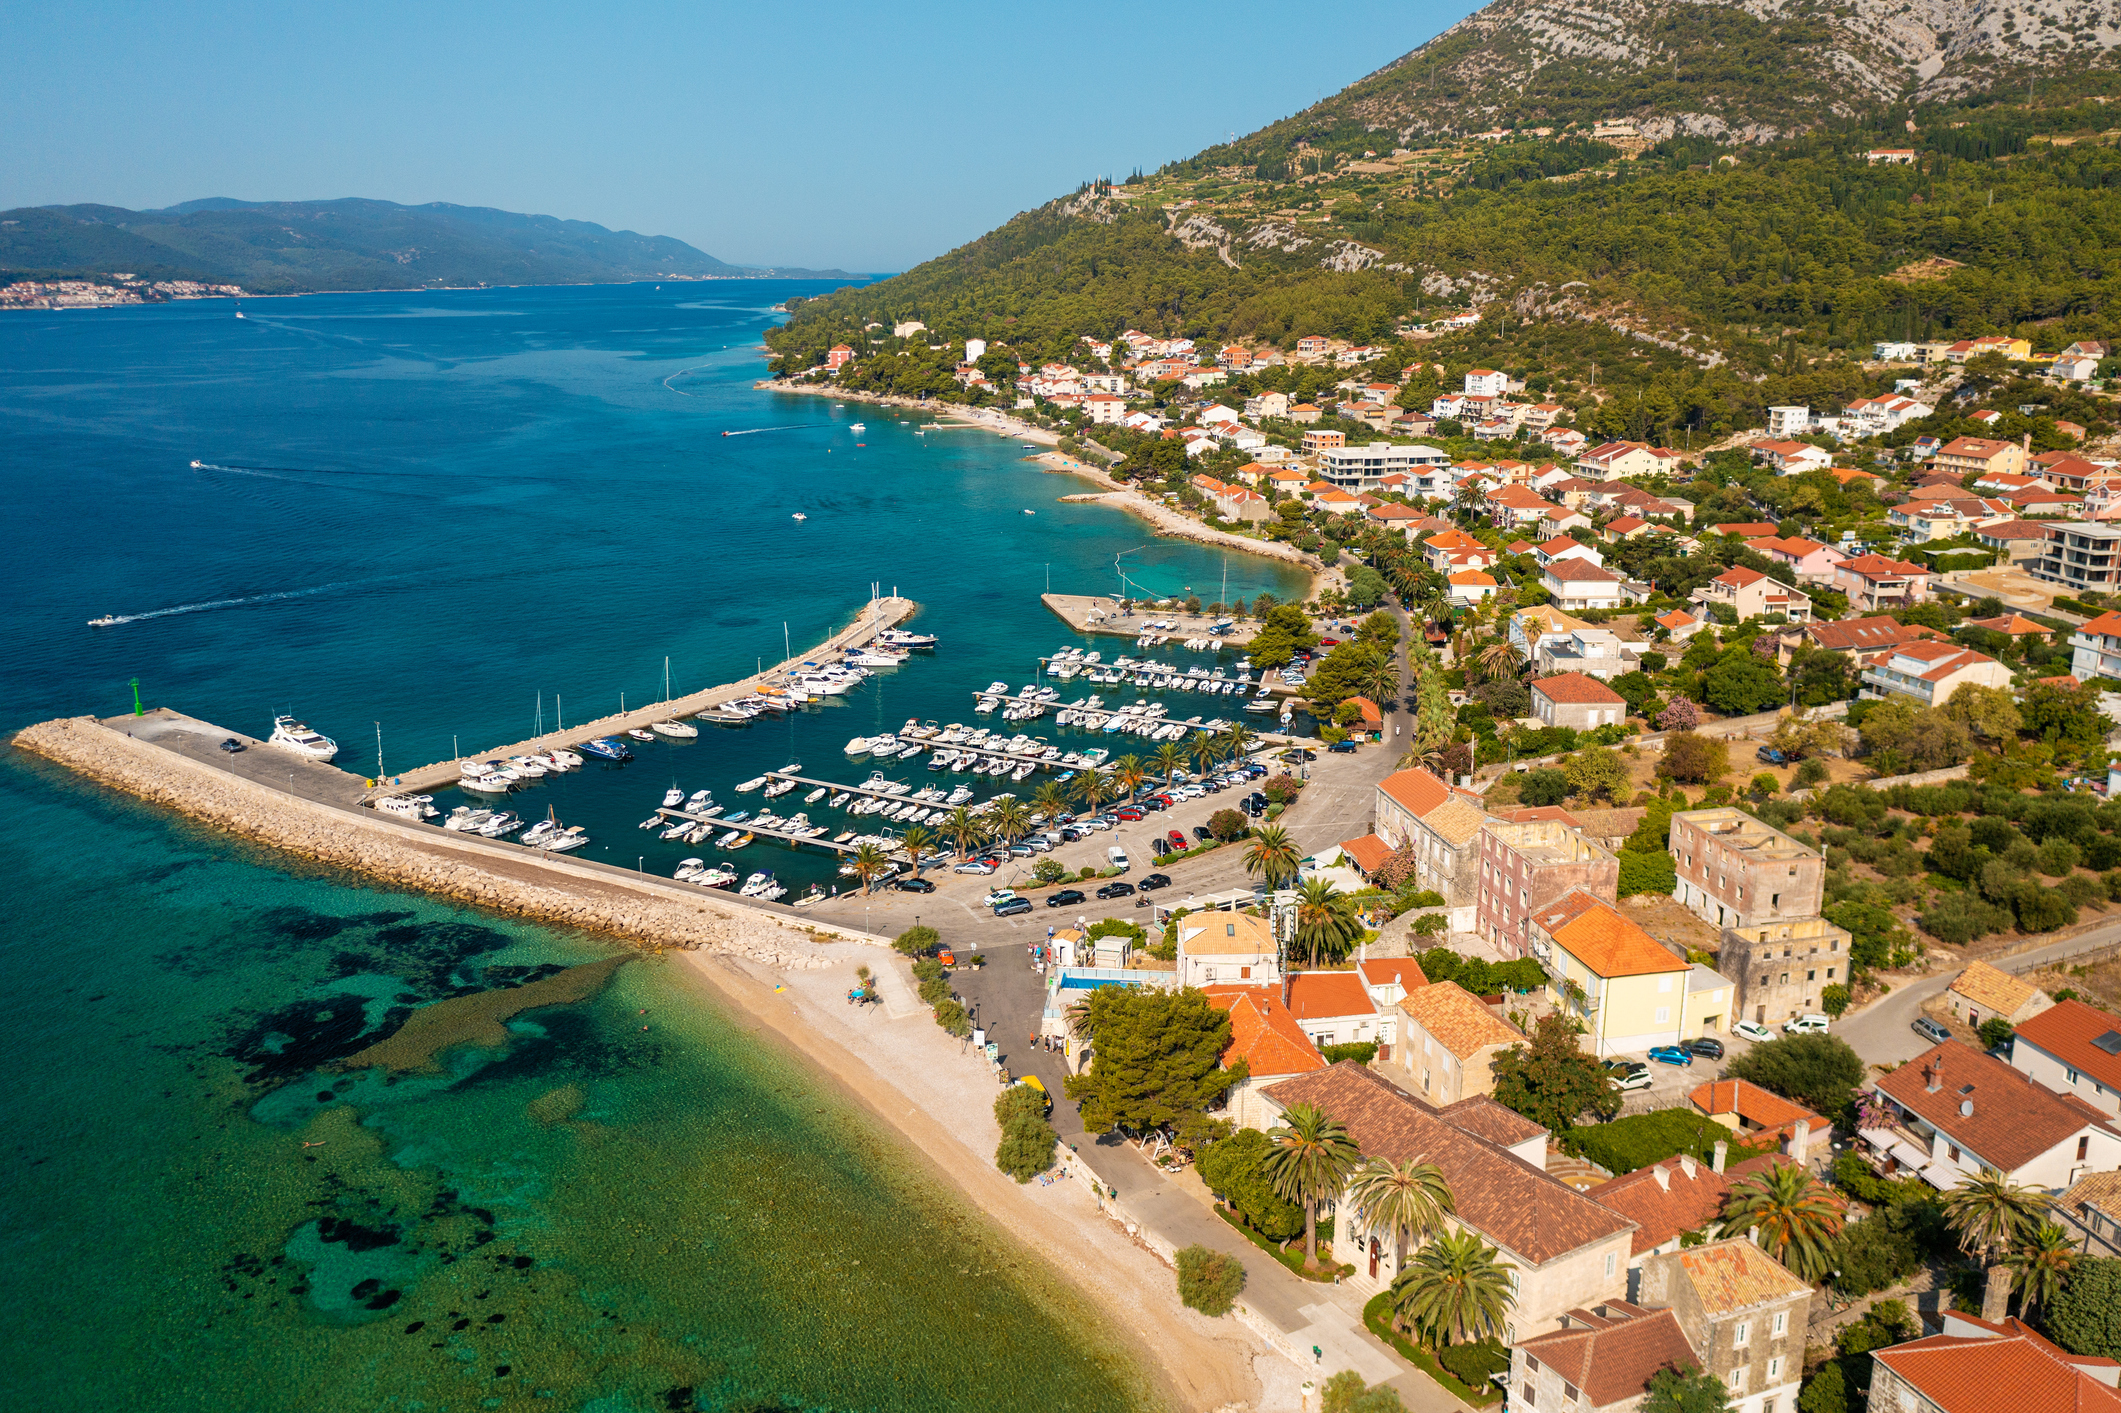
0,281,1305,1410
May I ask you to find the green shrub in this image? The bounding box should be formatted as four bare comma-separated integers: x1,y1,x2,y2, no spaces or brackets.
1033,857,1067,883
934,997,971,1037
1322,1370,1406,1413
1321,1041,1379,1066
1978,1017,2015,1049
2050,1257,2121,1359
893,924,939,956
2064,873,2108,911
995,1110,1058,1182
1568,1109,1748,1175
1521,768,1570,806
2016,885,2079,933
1821,983,1852,1018
1617,849,1677,898
1175,1243,1246,1317
917,976,950,1005
1436,1340,1509,1388
1793,758,1830,789
1917,890,2014,945
1726,1033,1866,1115
1197,1128,1304,1239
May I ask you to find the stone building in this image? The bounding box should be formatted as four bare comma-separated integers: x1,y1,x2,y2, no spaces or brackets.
1477,807,1619,959
1670,807,1824,929
1719,914,1853,1029
1636,1238,1811,1413
1395,980,1525,1105
1373,768,1486,930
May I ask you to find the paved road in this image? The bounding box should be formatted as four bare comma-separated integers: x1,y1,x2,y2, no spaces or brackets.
1838,922,2121,1066
114,708,374,806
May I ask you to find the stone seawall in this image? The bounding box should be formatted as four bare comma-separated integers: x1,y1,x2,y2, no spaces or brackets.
14,716,877,968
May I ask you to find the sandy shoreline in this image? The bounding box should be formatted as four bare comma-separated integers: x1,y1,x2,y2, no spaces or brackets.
761,379,1062,447
676,941,1292,1412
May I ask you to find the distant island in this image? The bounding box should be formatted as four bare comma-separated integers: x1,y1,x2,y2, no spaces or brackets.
0,196,860,301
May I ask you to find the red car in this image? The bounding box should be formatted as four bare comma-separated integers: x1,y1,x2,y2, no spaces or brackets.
1166,829,1187,848
1115,806,1145,821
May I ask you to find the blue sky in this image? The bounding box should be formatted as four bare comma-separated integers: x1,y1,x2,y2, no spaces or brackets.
3,0,1482,272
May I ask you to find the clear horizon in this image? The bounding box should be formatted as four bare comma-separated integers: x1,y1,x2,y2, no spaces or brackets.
5,0,1481,274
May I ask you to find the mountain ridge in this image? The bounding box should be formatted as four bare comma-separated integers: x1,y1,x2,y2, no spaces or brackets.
0,197,855,293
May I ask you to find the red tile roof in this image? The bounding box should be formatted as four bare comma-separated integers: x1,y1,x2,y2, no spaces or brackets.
1545,557,1623,583
1512,1305,1700,1406
1805,616,1945,653
1358,957,1430,998
2012,999,2121,1096
1533,672,1626,706
1874,1317,2121,1413
1542,895,1688,978
1339,833,1394,874
1284,971,1379,1022
1262,1064,1636,1264
1377,767,1457,817
1689,1079,1824,1142
1439,1094,1549,1147
1499,805,1583,827
1837,552,1930,579
1592,1153,1788,1254
1712,522,1779,537
1205,988,1327,1077
1876,1040,2114,1173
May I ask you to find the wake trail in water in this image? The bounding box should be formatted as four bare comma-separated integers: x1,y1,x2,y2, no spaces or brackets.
90,579,380,627
719,426,808,437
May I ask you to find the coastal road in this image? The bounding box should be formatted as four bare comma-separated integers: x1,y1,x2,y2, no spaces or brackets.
1837,923,2121,1066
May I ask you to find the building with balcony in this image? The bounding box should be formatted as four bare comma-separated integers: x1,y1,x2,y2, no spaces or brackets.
1692,566,1813,623
1526,889,1731,1054
1831,553,1933,611
2071,610,2121,683
1317,440,1451,490
1859,641,2011,708
2038,521,2121,595
1935,435,2027,479
1534,628,1637,680
1670,809,1823,931
1541,556,1628,612
1478,809,1619,958
1862,1040,2121,1191
2009,998,2121,1119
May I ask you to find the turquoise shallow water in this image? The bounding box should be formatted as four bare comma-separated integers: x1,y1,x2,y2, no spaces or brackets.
0,283,1305,1410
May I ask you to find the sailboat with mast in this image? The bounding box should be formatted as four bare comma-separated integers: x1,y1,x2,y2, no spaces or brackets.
651,654,697,737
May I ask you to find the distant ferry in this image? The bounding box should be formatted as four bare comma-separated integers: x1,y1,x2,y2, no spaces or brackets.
268,715,338,760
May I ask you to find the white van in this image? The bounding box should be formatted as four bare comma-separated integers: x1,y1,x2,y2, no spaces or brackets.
1107,846,1129,873
1784,1014,1830,1035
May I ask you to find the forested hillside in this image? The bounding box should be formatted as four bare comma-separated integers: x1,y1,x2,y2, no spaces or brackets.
0,198,844,293
769,81,2121,395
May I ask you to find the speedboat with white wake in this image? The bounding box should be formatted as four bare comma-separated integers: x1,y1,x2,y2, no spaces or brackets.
268,716,338,760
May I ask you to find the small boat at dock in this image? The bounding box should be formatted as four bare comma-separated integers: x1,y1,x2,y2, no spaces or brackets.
651,720,698,739
268,716,339,761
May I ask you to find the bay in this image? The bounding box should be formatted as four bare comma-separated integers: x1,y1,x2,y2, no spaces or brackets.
0,282,1306,1409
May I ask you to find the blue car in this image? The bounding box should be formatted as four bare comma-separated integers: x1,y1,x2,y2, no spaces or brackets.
1647,1045,1694,1067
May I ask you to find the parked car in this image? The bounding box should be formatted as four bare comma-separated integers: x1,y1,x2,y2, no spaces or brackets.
1114,806,1145,822
954,859,996,875
1756,746,1790,765
1647,1045,1694,1067
992,897,1033,917
1139,796,1168,812
1785,1014,1831,1035
1139,873,1171,891
1193,825,1214,841
1096,881,1136,899
1047,888,1085,908
1107,846,1129,872
893,876,936,893
1912,1015,1952,1045
1007,843,1035,858
219,738,246,753
1613,1068,1653,1092
1166,830,1188,848
1730,1019,1773,1044
1686,1037,1725,1060
1329,740,1358,754
1150,838,1172,856
1058,826,1085,842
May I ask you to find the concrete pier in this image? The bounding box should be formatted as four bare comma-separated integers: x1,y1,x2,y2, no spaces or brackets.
386,595,918,793
1039,593,1260,645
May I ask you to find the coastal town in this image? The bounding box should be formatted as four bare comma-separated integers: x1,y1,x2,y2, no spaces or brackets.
733,309,2121,1411
0,275,247,308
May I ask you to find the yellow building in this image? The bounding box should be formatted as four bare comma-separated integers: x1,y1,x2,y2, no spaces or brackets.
1528,889,1735,1056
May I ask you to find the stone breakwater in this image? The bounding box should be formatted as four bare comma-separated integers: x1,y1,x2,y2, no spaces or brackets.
14,716,874,968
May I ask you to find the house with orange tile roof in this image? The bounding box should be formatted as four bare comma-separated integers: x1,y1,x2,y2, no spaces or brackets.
1285,971,1384,1053
1946,959,2053,1030
1602,515,1651,541
1858,640,2010,708
1176,910,1279,990
2013,999,2121,1120
1447,568,1498,606
1872,1311,2121,1413
1693,565,1813,623
1653,607,1709,641
1637,1238,1815,1413
1486,482,1560,529
1335,832,1394,879
1531,672,1627,730
1397,980,1525,1104
1528,889,1732,1053
1742,534,1844,582
1935,434,2027,479
1359,956,1429,1011
1832,552,1932,611
1204,986,1326,1130
1688,1079,1827,1160
1542,555,1627,612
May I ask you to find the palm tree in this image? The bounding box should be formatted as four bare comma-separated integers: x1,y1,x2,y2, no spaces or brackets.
1152,740,1188,789
1348,1157,1454,1282
849,842,889,894
2009,1222,2078,1321
1189,732,1225,777
1388,1228,1517,1349
1262,1101,1362,1270
1359,648,1401,714
1718,1164,1845,1283
941,806,987,859
1112,753,1148,801
1072,768,1116,815
1295,876,1363,966
1030,780,1071,822
1220,720,1258,765
1244,823,1302,891
1946,1167,2052,1320
988,797,1033,848
1475,641,1523,685
898,824,934,876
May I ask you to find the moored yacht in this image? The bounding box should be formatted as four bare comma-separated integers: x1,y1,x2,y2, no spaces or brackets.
651,719,698,738
268,716,338,760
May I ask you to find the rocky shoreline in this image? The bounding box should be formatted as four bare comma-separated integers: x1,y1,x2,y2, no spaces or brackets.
14,716,864,968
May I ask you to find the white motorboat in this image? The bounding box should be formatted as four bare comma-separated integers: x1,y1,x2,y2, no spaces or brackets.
478,811,523,837
674,858,706,882
547,749,584,769
734,776,767,792
867,736,903,757
848,422,866,432
543,826,590,853
803,787,827,804
268,716,338,760
652,720,698,739
459,770,515,794
660,820,695,840
663,787,686,808
521,819,560,847
878,628,935,648
374,794,436,820
506,755,549,778
626,728,655,742
845,736,876,755
443,807,492,832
